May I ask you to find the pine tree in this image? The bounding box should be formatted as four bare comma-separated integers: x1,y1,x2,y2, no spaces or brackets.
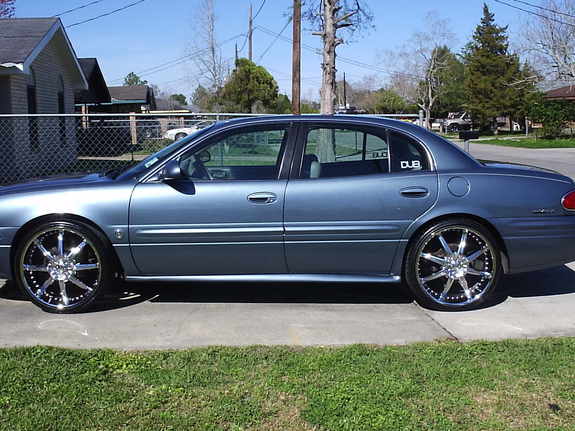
464,4,530,130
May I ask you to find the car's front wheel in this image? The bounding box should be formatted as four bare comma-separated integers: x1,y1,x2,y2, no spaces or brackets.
14,220,114,313
404,218,502,311
175,132,187,141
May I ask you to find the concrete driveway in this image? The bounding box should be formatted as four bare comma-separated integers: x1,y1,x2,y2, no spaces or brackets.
0,143,573,350
1,262,574,349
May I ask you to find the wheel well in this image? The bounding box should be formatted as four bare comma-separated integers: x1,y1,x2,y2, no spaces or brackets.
402,213,510,275
10,213,125,277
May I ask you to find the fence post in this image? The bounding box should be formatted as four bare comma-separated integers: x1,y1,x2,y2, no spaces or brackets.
419,110,424,128
129,113,138,148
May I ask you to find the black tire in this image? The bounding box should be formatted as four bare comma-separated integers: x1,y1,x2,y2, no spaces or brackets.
447,124,459,133
404,218,502,311
175,132,187,141
13,219,116,314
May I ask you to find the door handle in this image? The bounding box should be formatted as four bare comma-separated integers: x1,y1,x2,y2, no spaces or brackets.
400,187,429,198
247,192,277,204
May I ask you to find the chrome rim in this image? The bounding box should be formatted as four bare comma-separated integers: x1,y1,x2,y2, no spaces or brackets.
416,226,496,307
20,227,101,310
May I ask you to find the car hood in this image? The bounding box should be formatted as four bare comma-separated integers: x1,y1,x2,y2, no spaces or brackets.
0,173,111,196
479,160,574,183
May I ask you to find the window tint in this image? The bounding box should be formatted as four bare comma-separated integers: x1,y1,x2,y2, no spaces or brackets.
180,128,286,181
389,131,429,172
302,127,389,178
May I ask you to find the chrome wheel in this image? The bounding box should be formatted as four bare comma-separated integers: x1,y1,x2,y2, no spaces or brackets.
19,227,101,311
416,226,496,307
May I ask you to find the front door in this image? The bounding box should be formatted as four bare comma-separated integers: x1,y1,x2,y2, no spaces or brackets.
129,124,293,275
284,123,438,275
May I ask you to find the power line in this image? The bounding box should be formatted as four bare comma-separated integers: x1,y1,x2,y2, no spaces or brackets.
505,0,575,19
257,16,292,62
54,0,106,17
493,0,575,27
110,34,245,83
253,0,267,21
255,25,423,79
66,0,147,28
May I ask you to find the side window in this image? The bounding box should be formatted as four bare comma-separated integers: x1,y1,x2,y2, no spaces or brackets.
179,127,287,181
302,127,389,179
389,131,430,172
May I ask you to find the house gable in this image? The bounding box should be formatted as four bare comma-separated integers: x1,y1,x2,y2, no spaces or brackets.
0,18,87,90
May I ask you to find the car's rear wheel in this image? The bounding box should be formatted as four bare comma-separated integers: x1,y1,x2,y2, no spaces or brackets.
14,220,114,313
404,218,502,311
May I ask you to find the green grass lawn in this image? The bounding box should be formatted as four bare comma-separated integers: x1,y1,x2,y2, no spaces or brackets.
1,338,575,430
474,138,575,149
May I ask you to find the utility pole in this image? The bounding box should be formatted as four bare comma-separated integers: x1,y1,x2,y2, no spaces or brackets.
343,72,347,109
235,42,238,64
292,0,301,115
248,3,253,62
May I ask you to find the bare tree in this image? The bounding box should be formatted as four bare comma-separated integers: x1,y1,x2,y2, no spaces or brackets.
387,13,456,128
521,0,575,84
0,0,15,18
304,0,373,114
189,0,228,92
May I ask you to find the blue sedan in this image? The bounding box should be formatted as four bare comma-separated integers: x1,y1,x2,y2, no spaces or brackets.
1,115,574,313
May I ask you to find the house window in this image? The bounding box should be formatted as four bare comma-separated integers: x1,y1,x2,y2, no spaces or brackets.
58,76,66,146
27,67,39,153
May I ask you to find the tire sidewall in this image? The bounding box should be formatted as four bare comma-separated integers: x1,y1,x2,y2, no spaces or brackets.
405,218,502,311
13,219,114,314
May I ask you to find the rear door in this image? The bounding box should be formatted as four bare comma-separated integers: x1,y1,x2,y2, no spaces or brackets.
283,122,438,275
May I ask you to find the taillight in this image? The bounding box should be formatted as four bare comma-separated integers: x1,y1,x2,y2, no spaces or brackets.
562,190,575,211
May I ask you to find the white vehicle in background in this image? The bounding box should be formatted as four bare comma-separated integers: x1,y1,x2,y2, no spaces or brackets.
163,121,211,141
444,112,472,133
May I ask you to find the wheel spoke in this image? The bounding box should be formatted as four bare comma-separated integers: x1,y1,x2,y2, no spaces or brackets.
439,278,455,300
421,269,447,283
467,248,486,262
23,264,49,272
467,268,492,278
69,277,93,292
36,277,54,297
57,231,65,258
421,253,447,266
437,235,453,255
67,240,87,258
457,230,468,255
458,277,472,299
59,280,69,306
34,240,54,262
74,263,99,271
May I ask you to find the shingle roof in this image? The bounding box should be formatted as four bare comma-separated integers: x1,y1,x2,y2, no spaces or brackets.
545,85,575,100
0,18,58,64
108,85,150,102
75,58,110,104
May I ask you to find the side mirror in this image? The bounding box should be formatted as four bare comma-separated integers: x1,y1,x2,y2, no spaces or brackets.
161,159,184,181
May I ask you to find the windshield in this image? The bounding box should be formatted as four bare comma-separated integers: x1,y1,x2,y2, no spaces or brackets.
114,125,215,180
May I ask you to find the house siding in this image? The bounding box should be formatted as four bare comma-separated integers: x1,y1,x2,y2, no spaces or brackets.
2,30,79,183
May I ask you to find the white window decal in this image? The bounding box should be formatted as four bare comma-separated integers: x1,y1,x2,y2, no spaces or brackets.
400,160,421,169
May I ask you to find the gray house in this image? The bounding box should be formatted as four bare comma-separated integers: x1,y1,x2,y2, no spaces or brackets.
0,18,88,182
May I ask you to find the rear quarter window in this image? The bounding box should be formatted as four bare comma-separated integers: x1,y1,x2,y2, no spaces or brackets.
390,131,430,172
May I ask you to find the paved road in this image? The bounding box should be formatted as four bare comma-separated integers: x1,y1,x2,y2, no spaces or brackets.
1,261,574,349
0,144,573,350
454,141,575,178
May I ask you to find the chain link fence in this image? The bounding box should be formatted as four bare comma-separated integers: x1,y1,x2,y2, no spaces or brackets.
0,112,422,186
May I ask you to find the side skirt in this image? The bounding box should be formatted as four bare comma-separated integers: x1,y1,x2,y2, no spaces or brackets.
125,274,402,284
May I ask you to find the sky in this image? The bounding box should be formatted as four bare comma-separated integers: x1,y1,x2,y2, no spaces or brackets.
14,0,527,101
